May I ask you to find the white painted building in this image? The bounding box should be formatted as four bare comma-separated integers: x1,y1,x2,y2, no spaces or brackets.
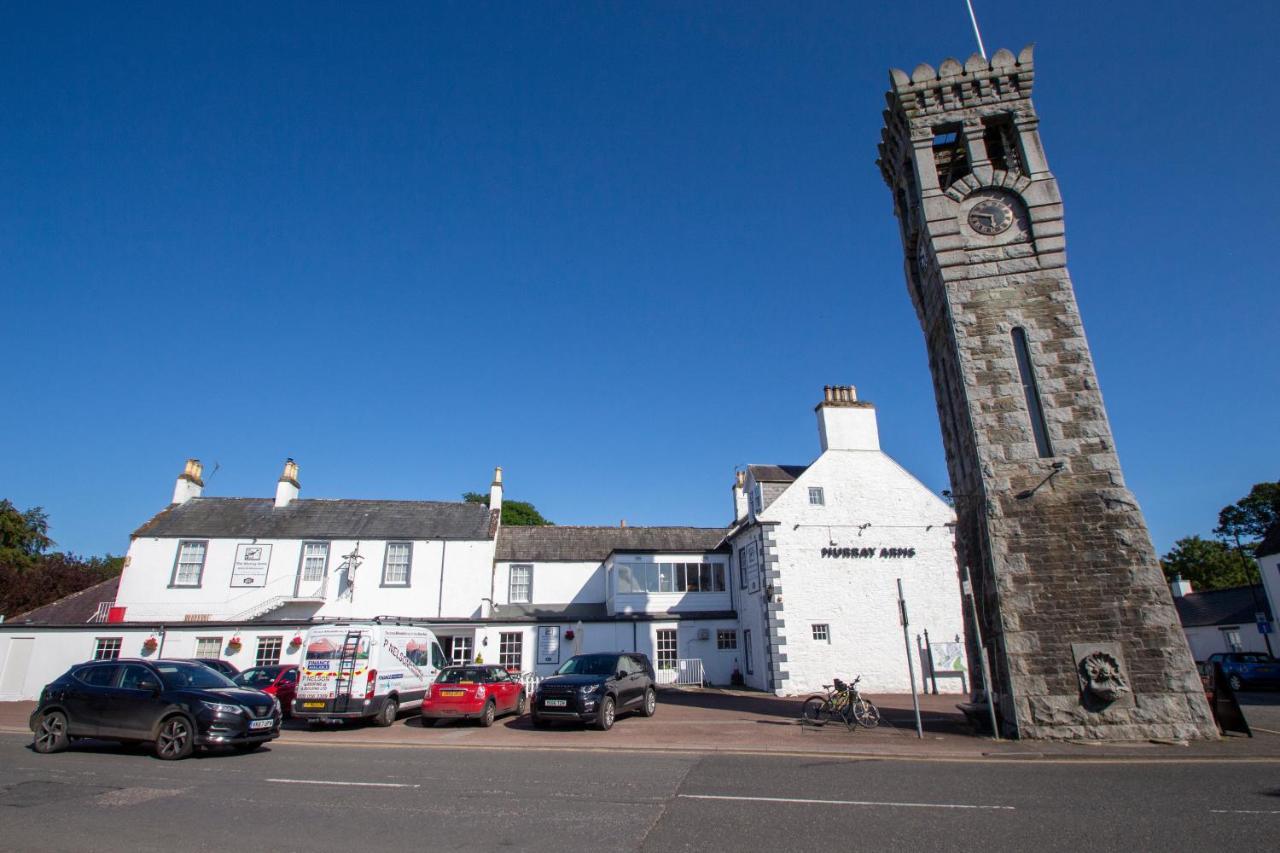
1171,576,1275,661
0,386,968,701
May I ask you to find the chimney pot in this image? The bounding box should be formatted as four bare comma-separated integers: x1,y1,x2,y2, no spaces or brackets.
172,458,205,504
275,458,300,508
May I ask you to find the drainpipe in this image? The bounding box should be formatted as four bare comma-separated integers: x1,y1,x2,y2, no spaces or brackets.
437,541,447,618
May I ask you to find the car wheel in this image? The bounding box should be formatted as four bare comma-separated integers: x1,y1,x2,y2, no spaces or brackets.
592,696,615,731
374,698,398,728
532,714,550,729
638,688,657,718
479,700,497,728
1228,674,1244,692
154,716,194,760
515,691,527,716
33,710,70,754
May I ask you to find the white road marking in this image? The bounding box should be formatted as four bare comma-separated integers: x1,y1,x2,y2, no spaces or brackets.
678,793,1014,811
1210,809,1280,815
267,778,420,788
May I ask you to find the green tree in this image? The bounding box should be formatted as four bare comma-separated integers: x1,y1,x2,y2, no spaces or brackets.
1214,481,1280,547
1160,535,1252,591
463,492,552,526
0,499,53,568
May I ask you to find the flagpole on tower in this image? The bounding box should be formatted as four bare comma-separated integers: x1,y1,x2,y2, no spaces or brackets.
965,0,988,59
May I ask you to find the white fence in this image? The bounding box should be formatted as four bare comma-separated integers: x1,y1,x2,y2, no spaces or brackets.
655,658,704,687
516,672,542,694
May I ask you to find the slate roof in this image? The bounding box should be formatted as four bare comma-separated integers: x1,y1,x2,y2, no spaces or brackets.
1174,585,1273,628
490,602,737,622
1258,522,1280,559
495,526,730,562
133,498,497,541
7,576,121,625
747,464,809,483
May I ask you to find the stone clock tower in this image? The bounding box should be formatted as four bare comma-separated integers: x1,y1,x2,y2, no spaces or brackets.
878,46,1216,739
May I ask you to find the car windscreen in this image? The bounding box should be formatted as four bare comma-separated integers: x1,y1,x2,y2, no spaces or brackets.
556,655,617,676
156,662,238,690
437,668,486,684
234,668,280,688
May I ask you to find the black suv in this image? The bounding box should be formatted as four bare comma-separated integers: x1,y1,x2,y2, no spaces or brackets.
531,653,657,730
30,658,280,760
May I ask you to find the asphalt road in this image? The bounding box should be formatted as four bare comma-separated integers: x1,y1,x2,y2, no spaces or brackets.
1,732,1278,852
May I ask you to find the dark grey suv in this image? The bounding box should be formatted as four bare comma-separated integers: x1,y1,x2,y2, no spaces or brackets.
531,653,657,730
30,658,280,760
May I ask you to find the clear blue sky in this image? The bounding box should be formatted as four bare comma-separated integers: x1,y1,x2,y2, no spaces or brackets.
2,2,1276,557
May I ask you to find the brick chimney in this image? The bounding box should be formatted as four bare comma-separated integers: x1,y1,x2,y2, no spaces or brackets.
489,467,503,513
172,459,204,505
275,458,300,508
732,470,748,522
815,385,880,452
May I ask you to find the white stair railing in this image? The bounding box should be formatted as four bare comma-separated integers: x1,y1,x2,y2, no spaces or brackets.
655,658,704,687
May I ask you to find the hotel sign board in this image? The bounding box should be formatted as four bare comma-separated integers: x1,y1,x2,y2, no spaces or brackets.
537,626,561,665
231,543,273,587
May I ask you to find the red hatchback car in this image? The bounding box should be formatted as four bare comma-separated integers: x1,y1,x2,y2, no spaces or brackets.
233,665,299,717
422,665,527,727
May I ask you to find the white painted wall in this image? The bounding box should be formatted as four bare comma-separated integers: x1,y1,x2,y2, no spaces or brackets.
117,535,495,622
727,528,770,692
492,561,604,607
1183,624,1272,661
758,448,966,695
0,624,317,701
1259,552,1280,649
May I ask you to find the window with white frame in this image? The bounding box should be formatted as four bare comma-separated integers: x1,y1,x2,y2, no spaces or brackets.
382,542,412,586
301,542,329,582
499,632,523,671
808,487,825,506
737,547,748,589
1223,628,1243,652
656,629,678,670
93,638,122,660
195,637,223,658
255,636,283,667
509,564,532,603
750,484,762,515
172,540,207,587
716,629,737,650
616,562,726,594
450,636,474,666
812,624,830,643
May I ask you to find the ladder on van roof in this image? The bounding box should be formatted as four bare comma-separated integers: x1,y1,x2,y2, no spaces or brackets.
333,630,363,713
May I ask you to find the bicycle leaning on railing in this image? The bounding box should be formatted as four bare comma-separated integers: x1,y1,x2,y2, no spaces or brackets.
800,676,880,730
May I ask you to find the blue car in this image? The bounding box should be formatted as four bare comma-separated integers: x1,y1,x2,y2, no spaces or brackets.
1206,652,1280,692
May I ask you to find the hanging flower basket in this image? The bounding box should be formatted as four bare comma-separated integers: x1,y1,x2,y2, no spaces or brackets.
227,636,243,653
289,635,303,647
564,630,575,641
142,637,158,653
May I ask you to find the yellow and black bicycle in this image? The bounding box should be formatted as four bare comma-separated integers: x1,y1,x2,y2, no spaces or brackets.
800,676,880,730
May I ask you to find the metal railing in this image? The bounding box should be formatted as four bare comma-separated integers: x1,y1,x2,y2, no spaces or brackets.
655,658,704,687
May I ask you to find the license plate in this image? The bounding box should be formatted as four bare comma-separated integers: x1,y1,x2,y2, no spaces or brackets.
249,719,274,730
302,702,326,709
441,690,465,697
544,699,567,707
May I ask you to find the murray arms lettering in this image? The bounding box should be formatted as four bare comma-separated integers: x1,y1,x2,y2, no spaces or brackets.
820,547,917,559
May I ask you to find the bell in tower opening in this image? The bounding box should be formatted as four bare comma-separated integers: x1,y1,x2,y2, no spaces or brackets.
877,46,1216,740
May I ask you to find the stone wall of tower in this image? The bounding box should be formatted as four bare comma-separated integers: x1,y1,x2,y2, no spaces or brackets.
878,47,1216,739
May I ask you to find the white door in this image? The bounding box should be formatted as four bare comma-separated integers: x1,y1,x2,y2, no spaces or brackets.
0,638,35,700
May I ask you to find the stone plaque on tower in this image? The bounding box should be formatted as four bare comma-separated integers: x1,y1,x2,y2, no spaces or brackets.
877,46,1216,739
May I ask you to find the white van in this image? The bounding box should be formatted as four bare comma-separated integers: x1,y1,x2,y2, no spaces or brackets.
293,622,447,726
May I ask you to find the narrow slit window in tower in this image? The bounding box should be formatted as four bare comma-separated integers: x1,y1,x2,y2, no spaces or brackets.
1012,327,1054,458
931,125,969,190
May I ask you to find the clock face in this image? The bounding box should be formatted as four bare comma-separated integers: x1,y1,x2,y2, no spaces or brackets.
967,198,1014,236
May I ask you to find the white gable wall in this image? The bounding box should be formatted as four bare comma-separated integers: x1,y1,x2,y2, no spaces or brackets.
758,448,965,694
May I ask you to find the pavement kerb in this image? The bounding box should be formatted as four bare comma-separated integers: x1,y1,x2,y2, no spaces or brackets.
5,724,1279,765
